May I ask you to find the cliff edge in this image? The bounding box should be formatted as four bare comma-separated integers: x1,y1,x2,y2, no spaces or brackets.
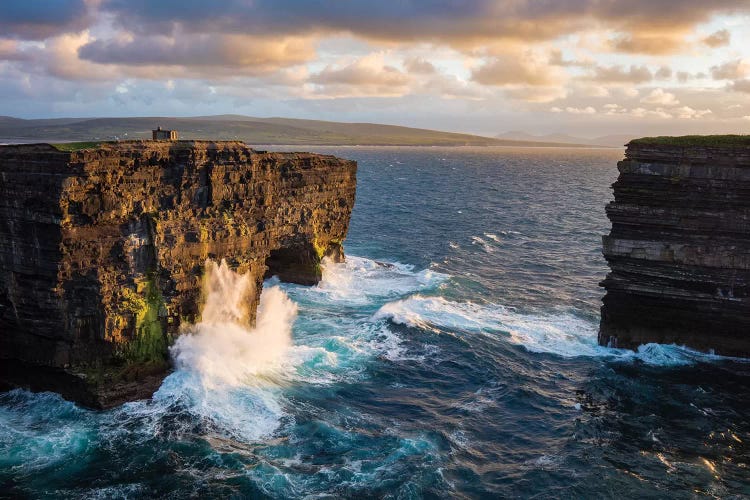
0,140,357,407
600,136,750,356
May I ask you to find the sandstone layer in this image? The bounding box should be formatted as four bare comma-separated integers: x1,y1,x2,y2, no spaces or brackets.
0,141,356,407
599,138,750,356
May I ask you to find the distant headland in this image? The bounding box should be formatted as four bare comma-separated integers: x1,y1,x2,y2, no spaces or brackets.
0,115,601,148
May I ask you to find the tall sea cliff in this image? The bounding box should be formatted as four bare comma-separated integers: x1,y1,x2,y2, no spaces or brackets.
600,137,750,356
0,141,356,408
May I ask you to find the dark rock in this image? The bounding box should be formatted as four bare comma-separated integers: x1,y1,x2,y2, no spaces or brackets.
0,140,357,408
599,140,750,356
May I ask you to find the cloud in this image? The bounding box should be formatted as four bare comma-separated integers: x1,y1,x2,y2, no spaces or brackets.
30,32,120,81
504,86,568,103
655,66,672,79
0,0,93,40
472,54,564,87
403,57,436,74
565,106,597,114
641,88,679,106
711,59,750,80
0,0,748,135
603,103,628,115
0,40,29,61
610,34,684,55
94,0,750,54
548,49,594,68
673,106,712,119
549,105,596,115
421,74,489,100
629,107,671,119
78,33,316,75
309,55,412,97
590,64,652,83
703,29,731,48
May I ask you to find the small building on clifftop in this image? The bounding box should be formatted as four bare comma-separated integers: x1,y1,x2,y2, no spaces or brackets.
152,126,178,140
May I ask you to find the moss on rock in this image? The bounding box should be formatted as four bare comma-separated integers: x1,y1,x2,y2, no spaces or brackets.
629,135,750,147
122,277,169,364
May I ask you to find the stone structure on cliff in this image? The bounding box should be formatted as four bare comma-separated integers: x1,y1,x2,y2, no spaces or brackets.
152,126,178,140
0,140,356,407
600,137,750,357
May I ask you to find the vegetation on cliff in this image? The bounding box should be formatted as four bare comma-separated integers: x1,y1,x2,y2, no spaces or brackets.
121,278,169,364
51,141,106,151
629,135,750,147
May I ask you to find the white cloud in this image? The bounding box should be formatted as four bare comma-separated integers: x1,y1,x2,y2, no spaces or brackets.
673,106,712,119
641,88,679,106
630,107,671,118
565,106,596,114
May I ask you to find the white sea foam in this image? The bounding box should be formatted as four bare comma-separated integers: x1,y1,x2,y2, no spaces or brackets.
303,256,448,305
470,236,494,253
171,260,298,388
372,295,745,367
157,257,442,441
153,260,311,441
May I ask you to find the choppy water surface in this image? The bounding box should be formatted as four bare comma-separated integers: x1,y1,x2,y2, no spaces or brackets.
2,146,749,498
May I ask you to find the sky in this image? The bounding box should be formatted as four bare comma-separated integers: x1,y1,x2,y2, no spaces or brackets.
1,0,750,138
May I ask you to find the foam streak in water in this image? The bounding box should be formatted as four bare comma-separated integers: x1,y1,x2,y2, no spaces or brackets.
373,295,746,366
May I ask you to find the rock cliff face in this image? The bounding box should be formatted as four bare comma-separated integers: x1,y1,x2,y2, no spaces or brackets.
0,141,356,407
600,138,750,356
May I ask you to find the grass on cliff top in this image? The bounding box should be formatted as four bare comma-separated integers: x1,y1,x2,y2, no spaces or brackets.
50,141,106,151
629,135,750,147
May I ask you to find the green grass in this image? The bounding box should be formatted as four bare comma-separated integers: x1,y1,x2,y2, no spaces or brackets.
50,141,107,151
629,135,750,147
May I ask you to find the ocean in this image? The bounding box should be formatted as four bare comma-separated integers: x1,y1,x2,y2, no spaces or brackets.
1,146,749,498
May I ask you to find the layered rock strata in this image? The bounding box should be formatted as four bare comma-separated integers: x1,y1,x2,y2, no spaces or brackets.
599,138,750,356
0,141,356,407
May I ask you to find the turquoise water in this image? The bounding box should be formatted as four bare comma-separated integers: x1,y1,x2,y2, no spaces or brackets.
1,146,749,498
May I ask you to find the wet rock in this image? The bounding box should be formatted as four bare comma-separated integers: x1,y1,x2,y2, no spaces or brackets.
599,139,750,356
0,140,357,407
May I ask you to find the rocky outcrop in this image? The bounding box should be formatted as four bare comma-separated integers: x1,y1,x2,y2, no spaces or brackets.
599,137,750,356
0,141,356,407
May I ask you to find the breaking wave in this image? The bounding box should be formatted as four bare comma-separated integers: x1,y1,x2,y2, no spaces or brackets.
373,295,745,366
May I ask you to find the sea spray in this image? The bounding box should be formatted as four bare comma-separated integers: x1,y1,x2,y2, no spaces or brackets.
170,259,298,389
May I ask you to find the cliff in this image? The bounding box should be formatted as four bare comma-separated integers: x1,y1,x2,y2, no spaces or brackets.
599,136,750,356
0,140,356,408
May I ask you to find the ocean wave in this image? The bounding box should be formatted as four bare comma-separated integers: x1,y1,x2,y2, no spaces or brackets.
0,390,92,471
470,236,494,253
303,255,448,306
372,295,745,367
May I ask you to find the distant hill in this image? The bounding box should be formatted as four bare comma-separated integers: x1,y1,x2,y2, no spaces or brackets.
0,115,595,147
496,130,633,148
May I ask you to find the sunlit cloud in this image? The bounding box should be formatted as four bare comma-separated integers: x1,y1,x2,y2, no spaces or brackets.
0,0,748,136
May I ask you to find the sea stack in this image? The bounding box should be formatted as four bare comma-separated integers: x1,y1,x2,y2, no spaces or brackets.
0,141,357,407
600,136,750,357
